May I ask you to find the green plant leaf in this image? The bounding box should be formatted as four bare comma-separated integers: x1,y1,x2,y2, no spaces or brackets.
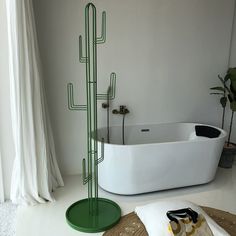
230,84,236,99
218,75,231,91
210,92,224,95
224,73,230,82
218,75,223,82
210,86,225,92
228,68,236,81
231,81,236,93
228,94,233,103
220,97,227,108
230,101,236,111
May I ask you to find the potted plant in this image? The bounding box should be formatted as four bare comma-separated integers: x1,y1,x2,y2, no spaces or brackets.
210,67,236,168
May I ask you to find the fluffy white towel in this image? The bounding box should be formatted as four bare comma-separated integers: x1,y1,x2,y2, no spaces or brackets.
135,200,229,236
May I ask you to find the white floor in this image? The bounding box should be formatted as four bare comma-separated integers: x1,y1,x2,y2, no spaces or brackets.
16,166,236,236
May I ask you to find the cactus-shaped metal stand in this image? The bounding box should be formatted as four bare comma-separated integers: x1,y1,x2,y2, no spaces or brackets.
65,3,121,233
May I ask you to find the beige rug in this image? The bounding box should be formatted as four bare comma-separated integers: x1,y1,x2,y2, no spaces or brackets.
104,206,236,236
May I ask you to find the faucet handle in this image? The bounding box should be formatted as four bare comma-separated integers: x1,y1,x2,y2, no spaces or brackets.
120,105,129,114
120,105,126,113
112,109,119,114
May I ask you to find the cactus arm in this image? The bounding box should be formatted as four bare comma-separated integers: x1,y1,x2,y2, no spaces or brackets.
97,72,116,100
79,36,88,63
96,11,106,44
96,138,104,165
67,83,87,111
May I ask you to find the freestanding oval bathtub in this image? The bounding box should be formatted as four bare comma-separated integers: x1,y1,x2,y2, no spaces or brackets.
97,123,227,195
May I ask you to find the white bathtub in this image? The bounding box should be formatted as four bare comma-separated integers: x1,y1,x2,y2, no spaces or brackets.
97,123,226,195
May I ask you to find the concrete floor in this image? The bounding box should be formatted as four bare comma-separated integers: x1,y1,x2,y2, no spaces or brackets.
16,166,236,236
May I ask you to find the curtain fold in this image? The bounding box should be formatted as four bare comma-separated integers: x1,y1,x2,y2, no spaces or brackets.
6,0,64,205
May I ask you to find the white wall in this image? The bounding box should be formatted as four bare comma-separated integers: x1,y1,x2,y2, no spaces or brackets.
229,1,236,148
33,0,235,175
230,2,236,67
0,0,15,199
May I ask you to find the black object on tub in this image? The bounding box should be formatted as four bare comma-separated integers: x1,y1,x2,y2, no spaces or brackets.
195,125,221,138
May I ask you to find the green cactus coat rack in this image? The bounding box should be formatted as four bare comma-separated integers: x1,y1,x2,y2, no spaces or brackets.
65,3,121,233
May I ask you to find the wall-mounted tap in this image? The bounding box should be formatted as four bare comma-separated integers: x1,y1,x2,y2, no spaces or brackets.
112,105,129,115
112,105,129,145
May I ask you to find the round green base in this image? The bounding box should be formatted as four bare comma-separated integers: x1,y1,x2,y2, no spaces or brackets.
66,198,121,233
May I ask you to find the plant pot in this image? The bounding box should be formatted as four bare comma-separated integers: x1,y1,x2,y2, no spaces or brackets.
218,142,236,168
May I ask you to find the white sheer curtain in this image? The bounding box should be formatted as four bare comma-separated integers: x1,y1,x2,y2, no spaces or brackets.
6,0,64,205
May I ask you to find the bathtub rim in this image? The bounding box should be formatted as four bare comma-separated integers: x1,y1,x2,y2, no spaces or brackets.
97,122,227,147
